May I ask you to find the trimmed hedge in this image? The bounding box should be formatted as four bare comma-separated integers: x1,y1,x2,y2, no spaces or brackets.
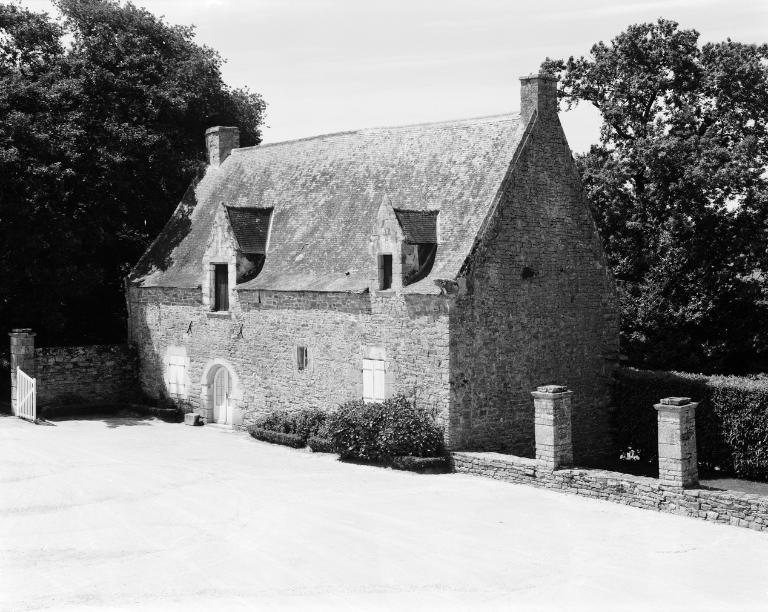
251,408,327,442
391,455,450,473
249,428,305,448
307,436,335,453
327,394,444,462
614,368,768,481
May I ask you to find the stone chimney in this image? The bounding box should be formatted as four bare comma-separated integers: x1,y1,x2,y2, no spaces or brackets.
205,126,240,166
519,73,558,124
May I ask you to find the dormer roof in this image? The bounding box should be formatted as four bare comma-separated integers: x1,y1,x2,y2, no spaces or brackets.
394,209,439,244
130,113,525,294
225,206,272,254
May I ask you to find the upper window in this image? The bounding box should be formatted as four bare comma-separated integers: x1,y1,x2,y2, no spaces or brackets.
213,264,229,311
378,254,392,290
362,358,385,402
297,346,308,371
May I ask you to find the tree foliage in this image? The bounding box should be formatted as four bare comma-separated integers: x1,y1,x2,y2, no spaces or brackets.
543,19,768,373
0,0,265,345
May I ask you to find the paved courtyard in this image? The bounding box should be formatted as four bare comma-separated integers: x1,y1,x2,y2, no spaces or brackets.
2,415,768,611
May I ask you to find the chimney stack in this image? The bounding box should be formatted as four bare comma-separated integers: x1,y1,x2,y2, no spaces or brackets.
519,73,558,124
205,126,240,166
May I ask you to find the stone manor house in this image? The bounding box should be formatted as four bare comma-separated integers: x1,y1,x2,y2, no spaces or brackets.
127,73,619,463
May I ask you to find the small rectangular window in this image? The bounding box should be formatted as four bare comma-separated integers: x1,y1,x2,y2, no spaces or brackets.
214,264,229,311
297,346,308,371
362,358,385,402
378,254,392,290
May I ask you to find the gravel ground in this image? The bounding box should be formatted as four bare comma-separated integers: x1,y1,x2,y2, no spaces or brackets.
2,415,768,612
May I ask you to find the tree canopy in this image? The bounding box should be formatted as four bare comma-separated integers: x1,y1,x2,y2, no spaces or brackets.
0,0,265,345
543,19,768,374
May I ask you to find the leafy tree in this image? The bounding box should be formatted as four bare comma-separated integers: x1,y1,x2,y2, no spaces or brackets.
0,0,265,345
543,19,768,374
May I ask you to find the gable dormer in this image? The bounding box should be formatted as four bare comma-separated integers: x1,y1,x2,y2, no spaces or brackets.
225,207,273,284
394,209,438,286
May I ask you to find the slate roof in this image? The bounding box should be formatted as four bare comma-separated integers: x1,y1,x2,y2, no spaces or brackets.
131,113,525,293
394,209,438,244
225,207,272,254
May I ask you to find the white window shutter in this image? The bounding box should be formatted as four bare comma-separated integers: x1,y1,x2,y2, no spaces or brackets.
363,358,386,402
362,359,374,402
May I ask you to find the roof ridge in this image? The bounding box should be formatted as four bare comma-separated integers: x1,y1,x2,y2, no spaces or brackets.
234,112,520,153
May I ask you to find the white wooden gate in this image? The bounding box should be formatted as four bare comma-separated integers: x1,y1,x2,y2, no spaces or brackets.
15,367,36,422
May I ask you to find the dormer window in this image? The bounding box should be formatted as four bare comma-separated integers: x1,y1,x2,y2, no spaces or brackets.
378,254,392,290
225,207,273,284
394,209,438,286
213,264,229,311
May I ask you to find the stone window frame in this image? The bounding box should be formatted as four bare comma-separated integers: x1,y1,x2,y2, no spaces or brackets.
297,345,309,371
377,253,393,290
208,261,232,313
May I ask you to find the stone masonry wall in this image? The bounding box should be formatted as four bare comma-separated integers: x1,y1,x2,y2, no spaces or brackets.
453,452,768,533
449,106,619,462
35,344,138,407
128,285,452,434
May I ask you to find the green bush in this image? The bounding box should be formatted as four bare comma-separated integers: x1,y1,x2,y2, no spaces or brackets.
327,395,444,462
249,428,305,448
614,368,768,480
307,436,335,453
251,408,328,442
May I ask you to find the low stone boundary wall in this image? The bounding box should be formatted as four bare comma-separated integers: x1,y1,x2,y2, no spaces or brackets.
9,329,138,409
453,452,768,532
35,345,138,406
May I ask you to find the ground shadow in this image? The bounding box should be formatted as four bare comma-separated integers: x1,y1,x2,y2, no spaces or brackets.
47,409,157,428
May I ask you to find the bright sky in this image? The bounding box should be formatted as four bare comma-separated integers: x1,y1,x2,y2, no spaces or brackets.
24,0,768,152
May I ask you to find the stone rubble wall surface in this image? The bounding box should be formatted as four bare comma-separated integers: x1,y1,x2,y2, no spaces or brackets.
449,109,619,462
453,452,768,532
127,286,452,435
34,344,138,406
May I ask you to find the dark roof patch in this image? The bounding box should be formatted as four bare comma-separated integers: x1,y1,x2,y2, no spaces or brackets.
394,209,438,243
225,207,272,254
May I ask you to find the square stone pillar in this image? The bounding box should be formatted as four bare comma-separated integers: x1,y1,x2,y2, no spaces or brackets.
655,397,698,488
9,329,36,412
531,385,573,470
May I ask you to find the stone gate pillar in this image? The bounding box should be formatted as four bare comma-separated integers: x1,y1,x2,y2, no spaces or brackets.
9,329,36,412
655,397,699,488
531,385,573,470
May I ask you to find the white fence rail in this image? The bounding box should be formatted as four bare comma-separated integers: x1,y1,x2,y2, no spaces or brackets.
15,367,36,422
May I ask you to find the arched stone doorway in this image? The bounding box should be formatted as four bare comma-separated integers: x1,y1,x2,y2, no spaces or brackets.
200,358,243,426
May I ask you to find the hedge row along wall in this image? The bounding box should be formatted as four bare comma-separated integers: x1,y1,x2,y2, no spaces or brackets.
614,368,768,481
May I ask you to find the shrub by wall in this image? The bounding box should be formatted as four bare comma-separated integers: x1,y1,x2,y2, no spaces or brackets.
327,394,444,462
307,436,335,453
614,368,768,480
249,428,305,448
251,408,327,442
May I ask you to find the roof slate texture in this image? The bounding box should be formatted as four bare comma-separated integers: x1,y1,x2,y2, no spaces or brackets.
131,113,524,293
394,209,439,244
225,207,272,254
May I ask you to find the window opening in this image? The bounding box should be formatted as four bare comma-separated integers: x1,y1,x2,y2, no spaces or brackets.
214,264,229,311
378,254,392,290
297,346,308,371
